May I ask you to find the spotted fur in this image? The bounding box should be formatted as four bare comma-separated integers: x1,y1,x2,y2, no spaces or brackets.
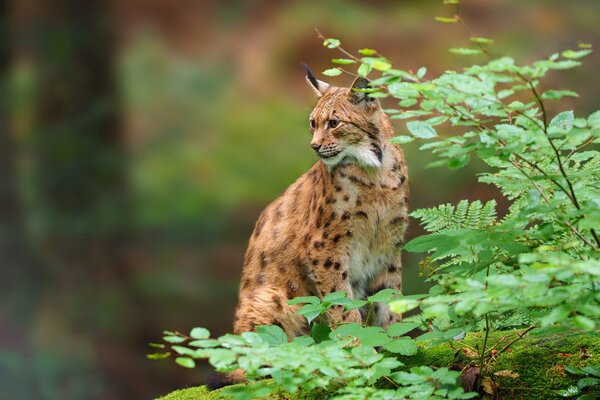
230,73,409,343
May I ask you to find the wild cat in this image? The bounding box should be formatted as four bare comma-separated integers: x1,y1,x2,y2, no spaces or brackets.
208,66,409,388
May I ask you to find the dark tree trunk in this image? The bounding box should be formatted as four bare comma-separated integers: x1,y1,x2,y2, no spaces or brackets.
13,1,131,398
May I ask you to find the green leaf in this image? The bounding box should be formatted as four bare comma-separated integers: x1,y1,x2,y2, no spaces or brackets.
295,303,324,323
449,48,483,55
171,345,196,356
373,60,392,72
388,322,421,337
358,63,373,77
550,110,575,130
287,296,320,305
323,38,341,49
577,377,600,389
562,49,592,59
541,90,578,100
310,323,332,343
359,48,377,56
331,58,356,65
588,111,600,128
557,385,579,397
175,357,196,369
322,68,342,77
190,327,210,339
407,120,438,139
417,67,427,78
435,16,458,23
389,298,420,314
384,337,418,355
323,291,348,303
147,352,171,360
256,325,288,346
573,315,596,331
390,135,414,144
470,37,493,44
448,154,471,169
367,288,397,303
163,335,186,344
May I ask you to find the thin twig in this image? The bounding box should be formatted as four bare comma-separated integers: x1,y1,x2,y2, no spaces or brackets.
494,326,535,357
314,28,362,62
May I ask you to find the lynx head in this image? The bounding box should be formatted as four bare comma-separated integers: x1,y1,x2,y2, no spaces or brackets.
303,64,389,169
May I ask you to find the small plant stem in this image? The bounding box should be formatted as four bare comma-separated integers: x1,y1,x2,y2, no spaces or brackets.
475,314,491,391
526,78,600,247
314,28,362,62
450,0,600,248
494,326,535,357
509,159,597,250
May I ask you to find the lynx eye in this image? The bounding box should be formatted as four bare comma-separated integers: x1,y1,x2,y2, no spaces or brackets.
328,118,339,129
310,118,316,129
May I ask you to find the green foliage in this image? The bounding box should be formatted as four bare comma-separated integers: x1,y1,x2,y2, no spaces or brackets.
560,365,600,399
410,200,497,233
155,1,600,398
152,314,475,400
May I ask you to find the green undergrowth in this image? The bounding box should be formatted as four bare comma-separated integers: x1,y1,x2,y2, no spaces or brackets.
159,330,600,400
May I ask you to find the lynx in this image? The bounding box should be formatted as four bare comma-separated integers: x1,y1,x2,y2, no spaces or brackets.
233,66,409,335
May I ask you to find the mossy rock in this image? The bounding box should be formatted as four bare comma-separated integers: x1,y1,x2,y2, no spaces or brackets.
159,330,600,400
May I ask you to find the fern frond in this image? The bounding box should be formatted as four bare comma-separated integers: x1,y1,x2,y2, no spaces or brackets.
411,199,497,233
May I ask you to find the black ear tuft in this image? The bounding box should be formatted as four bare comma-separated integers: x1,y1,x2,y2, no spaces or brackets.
350,76,374,104
302,63,320,90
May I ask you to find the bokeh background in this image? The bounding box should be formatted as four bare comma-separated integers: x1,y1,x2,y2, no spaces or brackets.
2,0,600,399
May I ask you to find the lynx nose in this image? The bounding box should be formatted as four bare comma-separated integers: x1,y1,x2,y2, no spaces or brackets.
310,142,321,152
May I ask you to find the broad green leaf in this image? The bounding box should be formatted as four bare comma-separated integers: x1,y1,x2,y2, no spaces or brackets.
390,135,414,144
295,303,324,323
190,327,210,339
387,322,421,337
310,323,332,343
256,325,288,346
541,90,578,100
358,63,373,77
549,110,574,130
367,288,397,303
588,111,600,128
175,357,196,369
384,337,418,355
322,68,342,77
389,298,420,314
287,296,320,305
573,315,596,331
448,154,470,169
163,335,186,344
407,120,438,139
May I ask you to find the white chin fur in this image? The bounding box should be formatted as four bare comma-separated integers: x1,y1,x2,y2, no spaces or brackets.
344,144,382,169
321,145,382,170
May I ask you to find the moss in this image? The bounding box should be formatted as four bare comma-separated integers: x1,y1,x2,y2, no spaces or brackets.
159,330,600,400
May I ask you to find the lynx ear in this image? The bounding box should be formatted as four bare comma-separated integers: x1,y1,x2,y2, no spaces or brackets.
350,76,374,104
303,63,330,97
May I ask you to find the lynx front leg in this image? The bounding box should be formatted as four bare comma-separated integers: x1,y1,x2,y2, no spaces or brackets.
366,261,403,328
307,254,362,326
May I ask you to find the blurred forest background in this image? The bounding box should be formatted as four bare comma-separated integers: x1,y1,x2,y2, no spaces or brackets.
2,0,600,399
